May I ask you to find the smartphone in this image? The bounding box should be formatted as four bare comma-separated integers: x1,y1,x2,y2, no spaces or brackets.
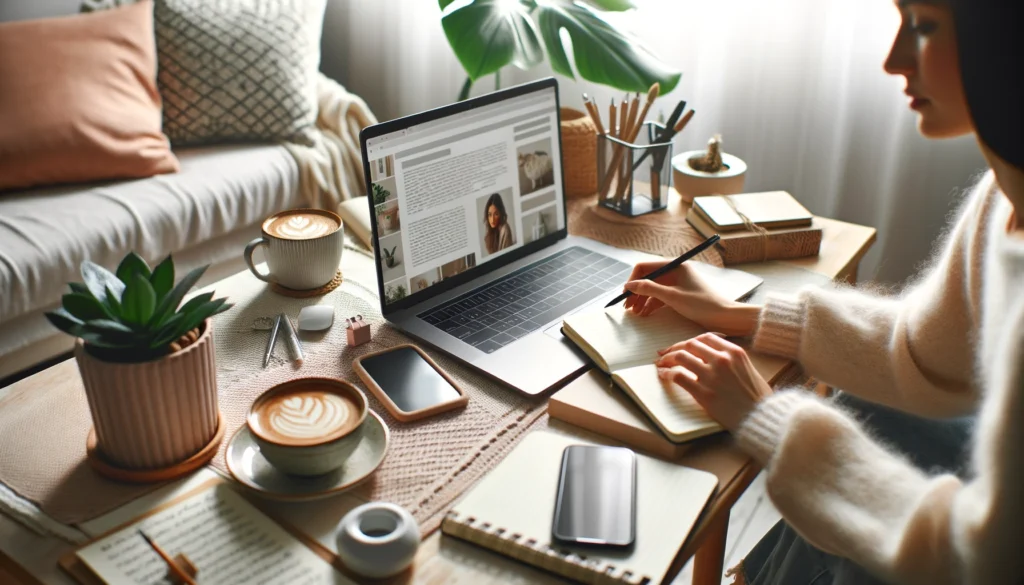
552,445,637,548
353,344,468,422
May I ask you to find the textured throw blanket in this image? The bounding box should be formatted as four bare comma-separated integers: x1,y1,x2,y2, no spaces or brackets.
284,74,378,210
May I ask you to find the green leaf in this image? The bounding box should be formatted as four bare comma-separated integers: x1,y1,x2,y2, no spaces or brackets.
149,255,174,300
439,0,459,10
535,4,680,93
78,331,134,350
441,0,544,81
581,0,635,11
81,261,125,305
68,282,90,295
153,312,187,343
178,299,227,335
116,252,151,285
121,274,157,325
176,292,214,320
104,285,123,319
150,265,208,327
80,319,137,344
62,293,113,322
44,308,84,337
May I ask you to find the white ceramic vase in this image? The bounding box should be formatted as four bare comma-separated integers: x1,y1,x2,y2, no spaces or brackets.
337,502,420,578
74,319,219,470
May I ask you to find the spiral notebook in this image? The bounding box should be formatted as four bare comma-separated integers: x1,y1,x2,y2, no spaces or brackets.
441,430,718,585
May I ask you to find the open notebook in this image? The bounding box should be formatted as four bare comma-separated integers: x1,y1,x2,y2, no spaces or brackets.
60,480,353,585
562,263,762,442
442,429,718,585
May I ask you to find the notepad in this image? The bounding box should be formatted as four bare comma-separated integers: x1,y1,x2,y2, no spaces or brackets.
442,429,719,585
561,263,762,442
692,191,813,232
62,480,352,585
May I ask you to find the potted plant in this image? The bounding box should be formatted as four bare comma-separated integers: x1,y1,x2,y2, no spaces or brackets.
45,252,232,474
671,134,748,203
373,183,400,231
385,284,408,304
383,246,399,268
438,0,680,101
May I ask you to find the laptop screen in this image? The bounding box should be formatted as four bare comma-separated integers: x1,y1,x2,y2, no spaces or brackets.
363,81,566,310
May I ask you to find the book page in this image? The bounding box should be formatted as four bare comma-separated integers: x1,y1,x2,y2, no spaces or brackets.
564,306,706,372
76,484,351,585
612,364,722,441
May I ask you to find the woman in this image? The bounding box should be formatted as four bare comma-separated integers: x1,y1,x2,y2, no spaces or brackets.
623,0,1023,583
483,193,515,254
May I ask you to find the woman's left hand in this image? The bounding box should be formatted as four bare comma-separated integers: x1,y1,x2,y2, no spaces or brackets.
655,332,773,431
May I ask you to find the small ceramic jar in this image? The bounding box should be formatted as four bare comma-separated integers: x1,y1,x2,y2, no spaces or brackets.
337,502,420,578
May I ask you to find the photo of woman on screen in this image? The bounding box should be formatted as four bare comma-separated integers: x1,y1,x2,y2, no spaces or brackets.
483,192,515,255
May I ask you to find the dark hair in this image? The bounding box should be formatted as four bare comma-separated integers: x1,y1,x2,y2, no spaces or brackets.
483,193,507,254
949,0,1023,169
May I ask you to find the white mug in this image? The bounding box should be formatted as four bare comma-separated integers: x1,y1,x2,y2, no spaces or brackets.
244,209,344,290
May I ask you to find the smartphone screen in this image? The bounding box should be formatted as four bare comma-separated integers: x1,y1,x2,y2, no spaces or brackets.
552,445,636,547
358,346,461,412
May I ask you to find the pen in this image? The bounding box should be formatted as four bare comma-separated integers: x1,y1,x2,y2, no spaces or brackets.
263,314,281,368
632,100,687,170
604,234,721,308
139,530,197,585
279,313,304,366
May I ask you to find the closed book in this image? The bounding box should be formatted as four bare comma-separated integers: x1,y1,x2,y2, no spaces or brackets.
337,196,373,249
687,206,822,265
560,263,762,443
441,430,719,585
692,191,813,232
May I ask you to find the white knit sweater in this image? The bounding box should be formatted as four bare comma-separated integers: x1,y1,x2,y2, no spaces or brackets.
739,171,1024,584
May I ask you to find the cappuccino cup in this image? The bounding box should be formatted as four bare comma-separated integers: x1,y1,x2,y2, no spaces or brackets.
247,377,368,476
244,209,344,290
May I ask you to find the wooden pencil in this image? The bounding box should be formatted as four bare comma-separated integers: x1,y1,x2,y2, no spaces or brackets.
608,97,617,138
581,94,606,136
139,530,198,585
614,84,661,203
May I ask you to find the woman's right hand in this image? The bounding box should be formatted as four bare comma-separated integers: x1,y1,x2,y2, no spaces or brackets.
622,261,762,337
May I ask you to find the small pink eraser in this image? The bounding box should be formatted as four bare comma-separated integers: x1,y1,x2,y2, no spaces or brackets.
347,321,371,346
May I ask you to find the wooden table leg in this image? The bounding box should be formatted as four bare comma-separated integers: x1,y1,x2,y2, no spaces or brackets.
692,512,730,585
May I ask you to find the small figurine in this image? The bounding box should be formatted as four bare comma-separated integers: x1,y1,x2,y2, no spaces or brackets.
346,315,371,346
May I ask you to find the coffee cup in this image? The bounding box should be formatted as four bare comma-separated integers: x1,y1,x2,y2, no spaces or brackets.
247,377,368,476
244,209,344,290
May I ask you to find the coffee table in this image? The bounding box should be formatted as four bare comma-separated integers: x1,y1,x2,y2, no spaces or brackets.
0,193,875,584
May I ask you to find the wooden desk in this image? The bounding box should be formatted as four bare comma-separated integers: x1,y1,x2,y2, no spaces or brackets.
0,195,875,585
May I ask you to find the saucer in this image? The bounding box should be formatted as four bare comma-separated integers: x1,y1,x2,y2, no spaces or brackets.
225,410,388,501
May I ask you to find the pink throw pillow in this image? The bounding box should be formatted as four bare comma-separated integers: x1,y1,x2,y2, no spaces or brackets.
0,1,179,192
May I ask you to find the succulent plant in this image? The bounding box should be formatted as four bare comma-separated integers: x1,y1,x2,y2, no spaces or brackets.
45,252,232,362
383,246,398,267
689,134,725,173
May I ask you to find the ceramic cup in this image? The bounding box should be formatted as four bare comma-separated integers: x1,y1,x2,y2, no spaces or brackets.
247,378,368,476
337,502,420,578
244,208,344,290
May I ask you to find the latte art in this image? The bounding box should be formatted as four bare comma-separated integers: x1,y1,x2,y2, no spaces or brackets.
266,392,354,439
267,212,339,240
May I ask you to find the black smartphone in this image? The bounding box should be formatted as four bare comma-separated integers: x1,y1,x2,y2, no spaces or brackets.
353,344,468,422
552,445,637,548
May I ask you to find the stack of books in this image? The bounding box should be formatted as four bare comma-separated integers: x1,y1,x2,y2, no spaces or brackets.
686,191,822,264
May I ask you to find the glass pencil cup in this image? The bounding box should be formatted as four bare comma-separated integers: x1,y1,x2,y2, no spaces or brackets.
596,121,673,217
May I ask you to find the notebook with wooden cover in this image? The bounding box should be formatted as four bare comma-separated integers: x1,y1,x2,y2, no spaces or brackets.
561,264,762,443
59,478,354,585
441,430,718,585
692,191,813,232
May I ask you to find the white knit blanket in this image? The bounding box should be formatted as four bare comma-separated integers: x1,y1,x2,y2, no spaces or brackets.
284,74,379,210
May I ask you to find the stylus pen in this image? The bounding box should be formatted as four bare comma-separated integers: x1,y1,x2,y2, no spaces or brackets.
604,234,721,308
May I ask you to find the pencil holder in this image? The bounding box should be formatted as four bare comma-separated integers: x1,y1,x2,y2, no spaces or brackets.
597,121,673,217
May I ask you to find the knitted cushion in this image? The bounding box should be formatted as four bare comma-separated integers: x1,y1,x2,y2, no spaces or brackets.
84,0,326,146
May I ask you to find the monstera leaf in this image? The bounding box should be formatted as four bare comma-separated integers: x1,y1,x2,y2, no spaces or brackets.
440,0,680,100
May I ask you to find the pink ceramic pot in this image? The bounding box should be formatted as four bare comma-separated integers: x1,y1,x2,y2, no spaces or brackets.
74,319,219,470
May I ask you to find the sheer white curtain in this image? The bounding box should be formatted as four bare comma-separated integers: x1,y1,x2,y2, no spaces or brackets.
322,0,987,284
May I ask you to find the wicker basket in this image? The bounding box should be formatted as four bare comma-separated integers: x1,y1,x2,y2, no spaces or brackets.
560,107,598,198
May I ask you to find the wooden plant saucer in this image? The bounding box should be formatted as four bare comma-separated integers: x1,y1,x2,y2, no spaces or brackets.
271,270,343,298
86,413,225,484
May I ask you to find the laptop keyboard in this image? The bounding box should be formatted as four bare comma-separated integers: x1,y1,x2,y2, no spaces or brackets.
418,246,631,354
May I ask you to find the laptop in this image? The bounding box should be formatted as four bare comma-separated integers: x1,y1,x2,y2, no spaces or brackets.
360,78,687,395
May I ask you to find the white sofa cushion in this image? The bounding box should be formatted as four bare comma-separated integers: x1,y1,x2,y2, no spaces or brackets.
0,144,300,324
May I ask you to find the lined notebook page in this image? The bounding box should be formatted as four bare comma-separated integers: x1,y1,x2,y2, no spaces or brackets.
612,364,721,441
76,484,350,585
563,306,706,372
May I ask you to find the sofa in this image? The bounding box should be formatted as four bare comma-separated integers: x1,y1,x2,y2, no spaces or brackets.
0,1,374,381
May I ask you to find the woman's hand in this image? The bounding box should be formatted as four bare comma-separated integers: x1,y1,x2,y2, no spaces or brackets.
655,333,773,431
622,261,761,337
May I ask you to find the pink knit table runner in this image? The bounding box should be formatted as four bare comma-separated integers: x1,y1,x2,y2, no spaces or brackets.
0,200,720,536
